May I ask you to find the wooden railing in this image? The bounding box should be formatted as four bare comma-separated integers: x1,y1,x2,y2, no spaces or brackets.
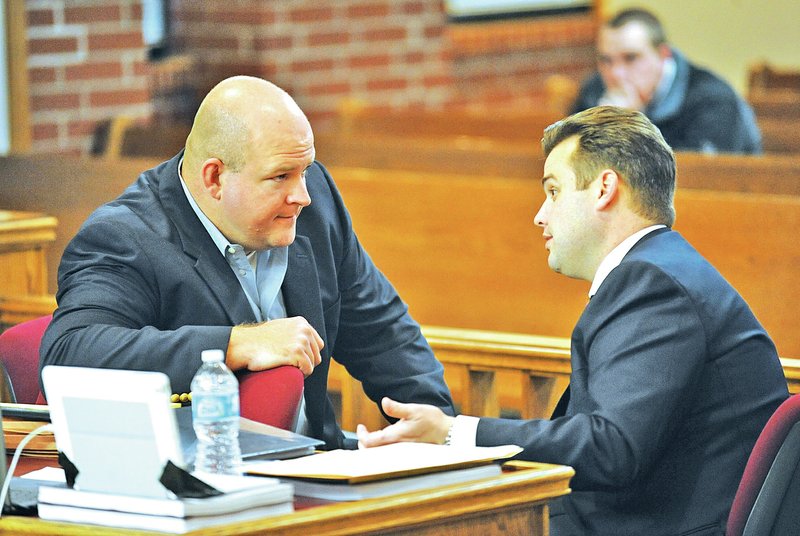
0,294,56,327
331,327,572,431
331,326,800,431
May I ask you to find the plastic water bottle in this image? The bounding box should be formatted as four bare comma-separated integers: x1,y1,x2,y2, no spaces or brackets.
190,349,242,474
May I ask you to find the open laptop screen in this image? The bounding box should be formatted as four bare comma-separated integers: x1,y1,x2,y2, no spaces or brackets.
41,366,184,498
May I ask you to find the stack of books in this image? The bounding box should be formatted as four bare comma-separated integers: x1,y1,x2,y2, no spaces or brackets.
1,403,56,458
37,473,294,533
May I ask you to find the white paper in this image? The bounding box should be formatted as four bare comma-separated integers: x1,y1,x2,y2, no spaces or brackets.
246,442,522,481
21,467,66,482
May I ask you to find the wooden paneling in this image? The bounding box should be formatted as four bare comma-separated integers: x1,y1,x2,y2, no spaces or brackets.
0,210,56,296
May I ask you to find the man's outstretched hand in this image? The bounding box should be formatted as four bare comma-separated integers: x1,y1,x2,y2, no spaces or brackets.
356,397,454,448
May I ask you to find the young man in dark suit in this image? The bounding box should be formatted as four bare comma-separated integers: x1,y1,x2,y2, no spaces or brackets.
40,76,454,450
357,106,788,535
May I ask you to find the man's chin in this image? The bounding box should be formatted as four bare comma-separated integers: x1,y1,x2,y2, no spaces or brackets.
265,231,297,249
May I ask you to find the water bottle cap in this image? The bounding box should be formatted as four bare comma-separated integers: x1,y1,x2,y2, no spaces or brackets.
201,349,225,363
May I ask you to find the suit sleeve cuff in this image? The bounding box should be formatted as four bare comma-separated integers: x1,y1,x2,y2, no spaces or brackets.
448,415,480,447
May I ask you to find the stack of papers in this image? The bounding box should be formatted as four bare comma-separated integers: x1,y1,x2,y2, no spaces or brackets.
279,464,502,501
245,442,522,501
37,472,293,533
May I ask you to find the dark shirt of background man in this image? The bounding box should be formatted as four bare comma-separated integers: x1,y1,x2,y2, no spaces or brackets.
572,8,762,154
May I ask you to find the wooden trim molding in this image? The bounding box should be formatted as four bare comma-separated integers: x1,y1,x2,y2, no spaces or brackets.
5,0,31,153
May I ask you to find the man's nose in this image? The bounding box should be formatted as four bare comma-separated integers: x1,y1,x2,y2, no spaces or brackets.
534,202,547,228
290,176,311,207
609,63,627,83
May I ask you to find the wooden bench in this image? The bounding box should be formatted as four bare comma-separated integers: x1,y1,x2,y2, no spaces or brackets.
758,119,800,154
321,165,800,359
750,91,800,121
317,130,800,191
675,151,800,194
749,62,800,96
746,92,800,154
92,116,190,160
0,155,162,294
747,63,800,154
335,100,565,142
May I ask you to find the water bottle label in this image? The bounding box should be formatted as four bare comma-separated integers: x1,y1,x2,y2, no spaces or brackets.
192,392,239,422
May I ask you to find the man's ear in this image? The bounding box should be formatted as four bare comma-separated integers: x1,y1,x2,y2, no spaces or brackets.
200,158,224,200
595,169,619,211
657,43,672,61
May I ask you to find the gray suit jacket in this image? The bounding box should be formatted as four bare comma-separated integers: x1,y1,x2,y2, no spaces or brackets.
477,229,787,535
40,153,454,449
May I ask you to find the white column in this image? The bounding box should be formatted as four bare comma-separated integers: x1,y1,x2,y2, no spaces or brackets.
0,0,11,156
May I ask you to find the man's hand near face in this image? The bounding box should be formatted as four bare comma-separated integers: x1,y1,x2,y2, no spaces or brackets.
600,77,649,111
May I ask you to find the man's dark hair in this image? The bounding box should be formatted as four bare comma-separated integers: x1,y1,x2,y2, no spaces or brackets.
542,106,676,226
607,8,667,48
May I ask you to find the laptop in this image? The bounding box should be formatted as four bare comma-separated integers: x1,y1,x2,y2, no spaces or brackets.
41,365,185,498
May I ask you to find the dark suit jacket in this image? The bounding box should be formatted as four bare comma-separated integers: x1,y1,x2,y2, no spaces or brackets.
40,152,454,449
476,230,788,535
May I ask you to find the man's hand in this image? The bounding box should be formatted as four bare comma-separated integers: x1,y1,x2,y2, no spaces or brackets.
356,397,454,448
226,317,323,376
600,77,648,111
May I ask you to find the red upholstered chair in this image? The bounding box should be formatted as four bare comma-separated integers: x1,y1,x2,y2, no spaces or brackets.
238,366,305,430
0,315,52,404
0,314,304,430
727,393,800,536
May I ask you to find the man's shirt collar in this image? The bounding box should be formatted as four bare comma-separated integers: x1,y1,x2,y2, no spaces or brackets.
589,225,666,297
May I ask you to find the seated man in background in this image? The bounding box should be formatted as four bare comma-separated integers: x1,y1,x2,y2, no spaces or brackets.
357,106,788,535
572,8,761,154
40,75,454,450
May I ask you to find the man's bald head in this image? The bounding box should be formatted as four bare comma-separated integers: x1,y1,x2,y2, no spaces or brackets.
184,76,311,175
179,76,315,251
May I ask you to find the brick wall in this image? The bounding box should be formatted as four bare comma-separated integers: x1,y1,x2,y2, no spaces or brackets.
171,0,596,129
171,0,454,127
20,0,596,155
25,0,150,155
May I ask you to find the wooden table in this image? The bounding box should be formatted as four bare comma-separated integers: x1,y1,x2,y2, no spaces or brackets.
0,461,573,535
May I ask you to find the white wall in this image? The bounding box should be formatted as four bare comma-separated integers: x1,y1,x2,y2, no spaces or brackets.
603,0,800,93
0,0,10,156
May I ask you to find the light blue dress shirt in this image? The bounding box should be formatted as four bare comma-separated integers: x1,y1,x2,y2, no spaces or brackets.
177,164,309,433
177,162,288,322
